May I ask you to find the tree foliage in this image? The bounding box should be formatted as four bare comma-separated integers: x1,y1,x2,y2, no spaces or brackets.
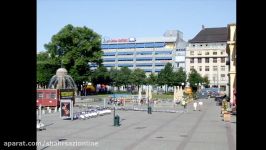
91,66,111,85
172,67,187,86
130,68,146,88
157,63,174,86
43,24,102,84
147,73,157,86
187,69,203,88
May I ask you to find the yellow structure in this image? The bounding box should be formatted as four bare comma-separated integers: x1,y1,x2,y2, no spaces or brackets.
226,23,236,106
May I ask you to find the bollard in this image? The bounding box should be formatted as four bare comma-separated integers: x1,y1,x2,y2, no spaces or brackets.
148,106,152,114
54,107,57,113
42,110,45,114
114,115,120,126
48,108,51,113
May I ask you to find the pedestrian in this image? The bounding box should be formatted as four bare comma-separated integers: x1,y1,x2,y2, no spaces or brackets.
198,101,203,111
181,99,187,112
193,101,198,111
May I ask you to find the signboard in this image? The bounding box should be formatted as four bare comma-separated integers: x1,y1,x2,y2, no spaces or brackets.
60,100,73,120
104,37,136,43
60,89,75,101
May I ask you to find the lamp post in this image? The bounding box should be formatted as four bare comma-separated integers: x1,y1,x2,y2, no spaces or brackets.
147,85,149,112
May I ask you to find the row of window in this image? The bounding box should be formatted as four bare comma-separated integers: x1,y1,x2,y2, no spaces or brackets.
191,43,225,47
190,58,226,63
103,57,172,62
190,66,226,71
101,42,166,49
103,51,172,56
190,51,224,55
103,63,167,68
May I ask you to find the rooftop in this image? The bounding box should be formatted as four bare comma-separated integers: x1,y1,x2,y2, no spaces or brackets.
189,27,227,43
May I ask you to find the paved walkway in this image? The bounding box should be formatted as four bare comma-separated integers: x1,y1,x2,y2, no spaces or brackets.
37,98,236,150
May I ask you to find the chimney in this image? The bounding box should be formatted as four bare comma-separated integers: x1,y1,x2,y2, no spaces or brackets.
202,25,205,30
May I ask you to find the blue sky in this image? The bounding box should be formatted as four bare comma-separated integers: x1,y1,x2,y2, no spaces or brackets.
37,0,236,52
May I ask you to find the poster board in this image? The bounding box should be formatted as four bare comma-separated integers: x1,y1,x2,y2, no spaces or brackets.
60,99,73,120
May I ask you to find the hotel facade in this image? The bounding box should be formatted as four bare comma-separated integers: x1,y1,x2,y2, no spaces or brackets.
185,27,229,93
100,30,187,75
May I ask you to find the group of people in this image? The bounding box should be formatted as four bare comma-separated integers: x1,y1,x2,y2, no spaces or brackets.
193,101,203,111
179,99,203,112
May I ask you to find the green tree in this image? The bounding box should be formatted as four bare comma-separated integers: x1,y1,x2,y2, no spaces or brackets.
109,67,124,91
172,67,187,86
188,69,203,90
130,68,146,90
91,66,111,85
37,61,60,87
202,75,210,87
119,67,132,90
147,73,158,86
37,51,60,87
157,63,174,93
44,24,102,85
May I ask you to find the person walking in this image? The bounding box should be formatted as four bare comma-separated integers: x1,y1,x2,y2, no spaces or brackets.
198,101,203,111
193,101,198,111
181,99,187,112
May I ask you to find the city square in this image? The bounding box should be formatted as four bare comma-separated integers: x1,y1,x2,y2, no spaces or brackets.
37,98,235,150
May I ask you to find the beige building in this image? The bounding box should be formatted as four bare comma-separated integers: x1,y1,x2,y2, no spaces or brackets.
185,27,229,93
226,24,236,105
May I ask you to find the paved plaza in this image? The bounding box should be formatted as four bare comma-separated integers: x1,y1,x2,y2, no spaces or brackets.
37,98,236,150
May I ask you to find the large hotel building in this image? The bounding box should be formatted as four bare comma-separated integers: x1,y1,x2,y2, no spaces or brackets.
100,30,187,74
185,27,229,93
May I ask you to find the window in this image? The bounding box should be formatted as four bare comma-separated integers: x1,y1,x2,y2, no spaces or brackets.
221,66,225,71
198,58,202,63
220,85,226,91
103,52,116,56
155,51,172,55
199,66,202,71
136,58,152,61
117,58,133,61
155,63,166,66
198,51,202,55
136,51,153,55
213,52,217,55
221,52,224,55
190,66,194,71
117,52,134,55
221,74,226,81
103,58,116,62
190,58,194,63
205,58,209,63
50,92,56,99
205,51,209,55
136,63,153,67
221,57,225,63
155,57,172,61
37,92,44,99
213,66,217,71
118,64,133,67
213,74,217,81
205,66,209,71
190,51,194,55
213,58,217,63
135,43,145,48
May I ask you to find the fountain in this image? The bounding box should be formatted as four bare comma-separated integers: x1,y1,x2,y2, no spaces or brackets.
48,68,77,90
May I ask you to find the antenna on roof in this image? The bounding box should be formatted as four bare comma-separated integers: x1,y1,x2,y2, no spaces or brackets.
202,25,205,30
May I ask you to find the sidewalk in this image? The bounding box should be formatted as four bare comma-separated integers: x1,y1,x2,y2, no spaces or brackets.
37,98,236,150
